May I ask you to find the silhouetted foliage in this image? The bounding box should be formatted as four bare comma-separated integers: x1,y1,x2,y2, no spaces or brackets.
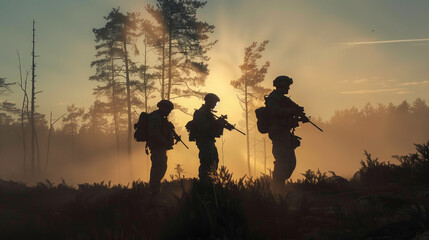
0,78,18,126
301,169,328,185
358,150,398,184
0,77,14,95
81,100,109,135
62,104,84,160
357,141,429,186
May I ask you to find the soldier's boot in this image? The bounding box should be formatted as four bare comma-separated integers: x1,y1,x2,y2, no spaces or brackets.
271,173,287,194
149,181,162,195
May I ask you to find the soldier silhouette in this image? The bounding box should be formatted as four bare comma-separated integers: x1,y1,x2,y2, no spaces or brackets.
146,100,176,194
265,76,310,191
188,93,234,182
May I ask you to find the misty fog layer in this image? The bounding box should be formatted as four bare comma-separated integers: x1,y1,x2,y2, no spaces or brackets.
1,99,428,185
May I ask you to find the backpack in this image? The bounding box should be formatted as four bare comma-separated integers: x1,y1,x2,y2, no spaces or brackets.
255,106,269,134
134,112,149,142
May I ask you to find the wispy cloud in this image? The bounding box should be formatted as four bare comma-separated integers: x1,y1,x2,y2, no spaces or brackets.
396,91,412,95
343,38,429,45
341,88,405,94
341,79,429,95
353,78,368,84
399,80,429,86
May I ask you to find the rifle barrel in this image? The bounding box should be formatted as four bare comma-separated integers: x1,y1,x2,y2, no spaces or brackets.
234,128,246,135
309,120,324,132
180,139,189,149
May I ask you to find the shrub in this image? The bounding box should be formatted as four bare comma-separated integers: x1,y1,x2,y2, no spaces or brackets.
359,150,398,184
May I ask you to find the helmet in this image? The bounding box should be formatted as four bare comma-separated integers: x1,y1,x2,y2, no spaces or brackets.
273,75,293,87
204,93,220,102
157,99,174,110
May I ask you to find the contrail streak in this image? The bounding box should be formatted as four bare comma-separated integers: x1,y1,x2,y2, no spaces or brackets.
341,88,404,94
344,38,429,45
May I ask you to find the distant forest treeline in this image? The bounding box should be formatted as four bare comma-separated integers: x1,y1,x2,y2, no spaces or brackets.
296,98,429,177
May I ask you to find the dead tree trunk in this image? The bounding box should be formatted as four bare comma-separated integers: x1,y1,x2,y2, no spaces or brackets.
111,74,121,181
244,79,251,176
46,112,64,173
111,59,120,162
17,51,29,176
161,33,166,100
30,19,37,175
167,25,172,101
123,39,132,161
143,36,148,113
254,140,256,177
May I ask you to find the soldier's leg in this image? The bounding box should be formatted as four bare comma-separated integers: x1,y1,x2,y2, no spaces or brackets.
213,145,219,173
272,141,296,186
149,147,168,193
197,140,216,181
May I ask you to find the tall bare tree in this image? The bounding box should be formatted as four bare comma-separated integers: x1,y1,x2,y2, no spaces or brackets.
30,20,43,174
231,41,270,176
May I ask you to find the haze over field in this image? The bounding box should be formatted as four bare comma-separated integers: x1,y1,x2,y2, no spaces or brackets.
1,0,428,184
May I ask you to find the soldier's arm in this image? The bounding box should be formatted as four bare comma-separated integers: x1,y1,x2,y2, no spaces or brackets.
265,94,296,117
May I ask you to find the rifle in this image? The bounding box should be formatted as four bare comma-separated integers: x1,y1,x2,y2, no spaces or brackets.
286,98,324,132
167,121,189,149
173,132,189,149
210,111,246,135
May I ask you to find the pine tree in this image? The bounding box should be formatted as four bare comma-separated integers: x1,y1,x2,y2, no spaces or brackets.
93,7,140,160
146,0,216,111
82,100,109,134
231,41,270,176
91,9,134,161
